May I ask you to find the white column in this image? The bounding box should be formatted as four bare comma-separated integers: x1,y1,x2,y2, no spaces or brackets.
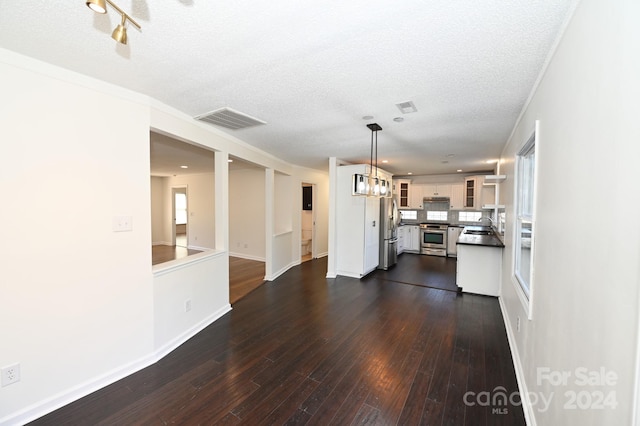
326,157,338,278
264,168,275,279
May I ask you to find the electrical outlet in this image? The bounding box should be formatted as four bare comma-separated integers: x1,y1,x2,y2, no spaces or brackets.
516,316,521,332
1,363,21,387
185,299,192,312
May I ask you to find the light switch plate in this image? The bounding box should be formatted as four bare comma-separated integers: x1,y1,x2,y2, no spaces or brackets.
113,216,133,232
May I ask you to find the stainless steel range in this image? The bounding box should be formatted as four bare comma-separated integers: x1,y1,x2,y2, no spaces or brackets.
420,223,448,256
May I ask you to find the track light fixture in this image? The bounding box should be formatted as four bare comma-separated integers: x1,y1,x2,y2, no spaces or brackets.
86,0,141,45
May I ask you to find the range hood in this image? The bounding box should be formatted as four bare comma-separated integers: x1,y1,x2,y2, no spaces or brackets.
423,196,450,203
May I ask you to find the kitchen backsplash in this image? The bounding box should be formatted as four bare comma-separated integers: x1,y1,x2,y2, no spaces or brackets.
401,208,493,226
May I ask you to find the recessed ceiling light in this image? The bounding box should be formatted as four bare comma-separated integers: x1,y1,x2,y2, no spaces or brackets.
228,159,233,163
393,117,404,122
457,169,463,172
180,165,188,169
486,159,498,164
407,172,413,175
382,160,388,164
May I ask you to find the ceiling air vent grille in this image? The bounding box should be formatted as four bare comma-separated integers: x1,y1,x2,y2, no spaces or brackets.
195,107,267,130
395,100,417,114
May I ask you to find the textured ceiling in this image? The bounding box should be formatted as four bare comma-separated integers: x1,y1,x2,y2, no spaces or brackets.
0,0,576,175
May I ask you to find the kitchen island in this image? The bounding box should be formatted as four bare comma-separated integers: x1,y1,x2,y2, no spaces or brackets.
456,226,504,296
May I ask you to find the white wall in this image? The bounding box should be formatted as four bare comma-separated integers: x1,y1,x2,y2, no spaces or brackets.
151,176,167,244
0,48,330,425
229,167,266,260
165,173,216,250
0,52,154,422
498,1,640,424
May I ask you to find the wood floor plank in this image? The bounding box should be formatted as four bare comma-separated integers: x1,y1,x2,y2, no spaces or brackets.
258,378,320,426
29,255,525,426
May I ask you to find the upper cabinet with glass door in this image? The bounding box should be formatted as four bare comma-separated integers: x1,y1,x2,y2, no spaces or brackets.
394,179,412,209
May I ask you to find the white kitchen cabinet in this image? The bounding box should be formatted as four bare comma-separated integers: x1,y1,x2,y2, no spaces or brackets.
394,179,412,209
464,176,480,208
457,244,502,296
422,184,451,198
450,183,464,209
398,226,406,254
404,225,420,253
409,185,424,209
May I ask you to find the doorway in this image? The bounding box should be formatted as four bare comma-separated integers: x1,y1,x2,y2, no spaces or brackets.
172,187,188,248
301,183,315,262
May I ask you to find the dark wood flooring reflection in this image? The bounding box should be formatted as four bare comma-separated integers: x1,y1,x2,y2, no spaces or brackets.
29,257,524,425
377,252,459,293
152,242,202,265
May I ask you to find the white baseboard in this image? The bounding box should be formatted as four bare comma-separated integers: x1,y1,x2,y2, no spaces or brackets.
154,304,232,360
265,261,298,281
228,252,266,262
498,296,534,426
1,305,232,426
152,241,172,246
187,245,213,252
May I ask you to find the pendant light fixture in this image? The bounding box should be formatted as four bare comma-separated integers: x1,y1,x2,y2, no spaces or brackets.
352,123,390,197
86,0,141,45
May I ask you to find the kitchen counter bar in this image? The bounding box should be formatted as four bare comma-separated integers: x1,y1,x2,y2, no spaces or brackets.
457,226,505,248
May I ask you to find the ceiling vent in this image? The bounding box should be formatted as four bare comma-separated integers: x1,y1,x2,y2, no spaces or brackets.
195,107,267,130
395,100,417,114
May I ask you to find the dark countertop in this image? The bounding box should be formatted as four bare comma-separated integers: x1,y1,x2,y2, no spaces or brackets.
457,226,505,248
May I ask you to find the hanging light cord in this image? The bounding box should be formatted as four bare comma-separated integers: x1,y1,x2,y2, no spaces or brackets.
370,129,374,178
375,130,378,178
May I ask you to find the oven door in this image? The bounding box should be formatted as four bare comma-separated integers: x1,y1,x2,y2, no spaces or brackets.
421,229,446,249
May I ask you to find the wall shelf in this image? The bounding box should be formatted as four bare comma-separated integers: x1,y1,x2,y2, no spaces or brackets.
483,175,506,184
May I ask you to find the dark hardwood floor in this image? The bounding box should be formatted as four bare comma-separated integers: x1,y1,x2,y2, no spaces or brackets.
29,256,524,425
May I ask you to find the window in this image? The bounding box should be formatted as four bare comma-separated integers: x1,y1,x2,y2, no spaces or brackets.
175,192,188,225
400,210,417,220
515,125,537,299
426,211,448,221
458,211,482,222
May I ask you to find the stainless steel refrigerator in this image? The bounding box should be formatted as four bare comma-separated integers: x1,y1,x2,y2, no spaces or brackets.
378,197,400,270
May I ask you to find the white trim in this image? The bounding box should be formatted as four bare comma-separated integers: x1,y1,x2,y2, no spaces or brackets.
499,296,535,426
154,304,232,359
228,252,266,262
0,305,232,426
335,270,364,279
152,241,172,246
634,294,640,426
501,0,580,155
187,245,213,252
512,121,538,319
265,260,298,281
152,249,225,276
